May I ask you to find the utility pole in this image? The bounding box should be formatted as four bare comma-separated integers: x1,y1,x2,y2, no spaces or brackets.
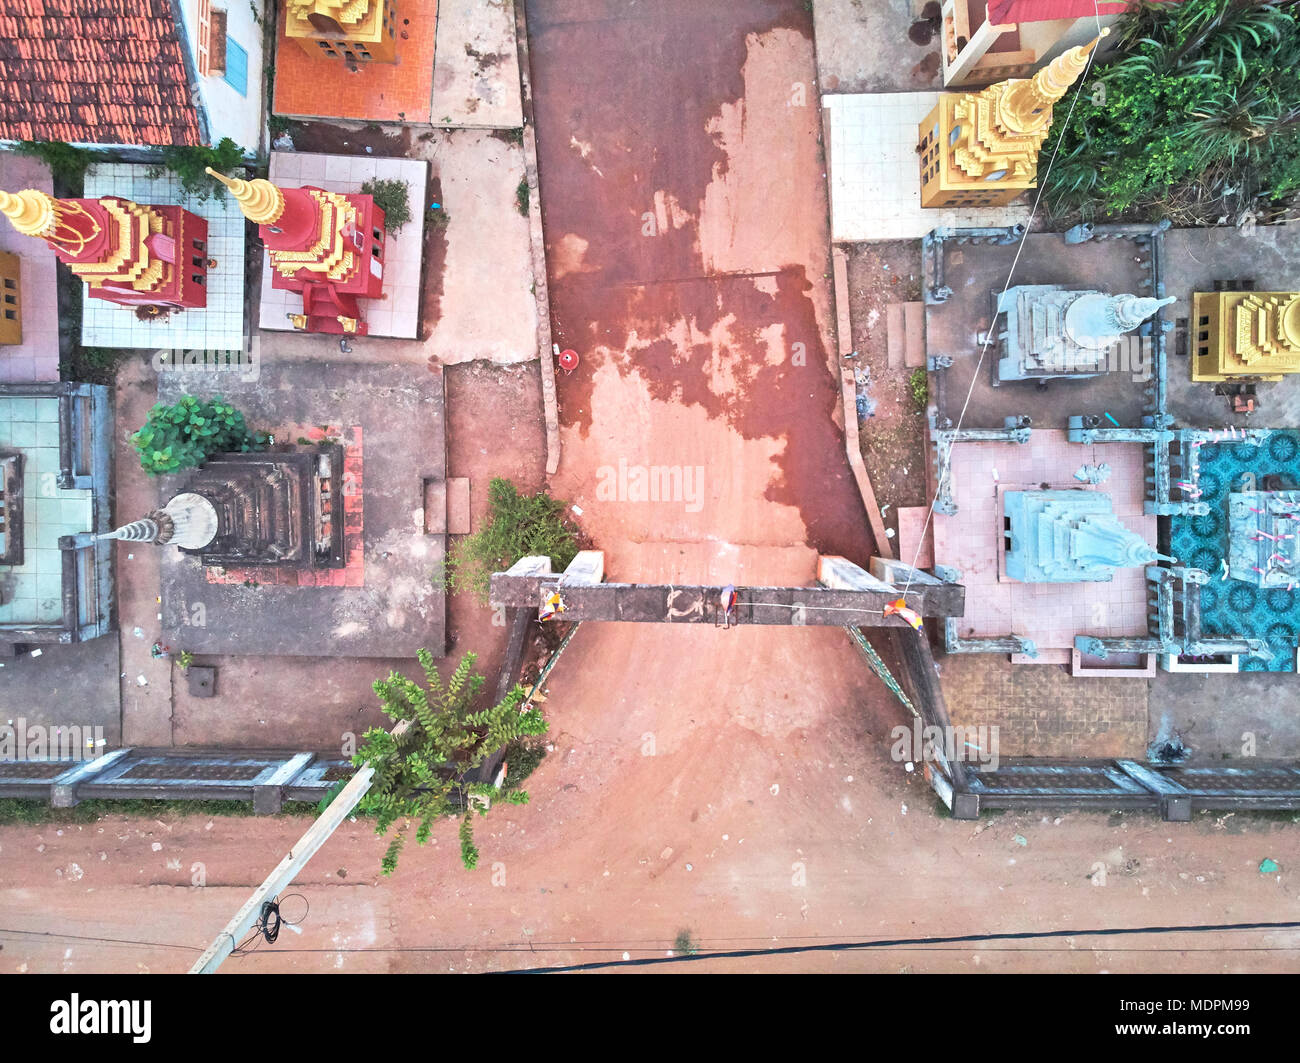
188,764,375,974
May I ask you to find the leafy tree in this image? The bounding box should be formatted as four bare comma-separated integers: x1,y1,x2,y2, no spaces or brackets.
443,478,578,603
354,650,546,874
130,395,268,476
1043,0,1300,220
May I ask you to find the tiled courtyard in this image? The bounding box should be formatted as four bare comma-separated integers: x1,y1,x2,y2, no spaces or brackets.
0,395,93,625
941,652,1149,759
823,93,1032,242
933,431,1154,654
80,163,246,353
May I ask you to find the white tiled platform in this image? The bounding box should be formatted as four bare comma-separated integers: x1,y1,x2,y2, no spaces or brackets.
81,164,246,352
824,93,1034,242
258,153,427,340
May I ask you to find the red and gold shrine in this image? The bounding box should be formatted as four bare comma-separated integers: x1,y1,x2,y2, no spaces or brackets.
0,188,208,310
208,167,386,336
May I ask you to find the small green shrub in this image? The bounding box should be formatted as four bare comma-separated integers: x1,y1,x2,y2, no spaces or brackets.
361,177,412,233
443,478,578,602
515,177,530,216
673,929,699,956
131,395,268,476
908,367,928,408
158,137,248,200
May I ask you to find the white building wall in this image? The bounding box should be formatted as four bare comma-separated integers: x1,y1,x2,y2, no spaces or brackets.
176,0,267,154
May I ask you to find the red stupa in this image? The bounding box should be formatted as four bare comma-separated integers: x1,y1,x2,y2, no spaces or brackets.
208,167,386,336
0,188,208,310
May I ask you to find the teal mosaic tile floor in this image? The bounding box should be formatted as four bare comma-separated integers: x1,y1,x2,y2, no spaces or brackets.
1170,431,1300,672
0,396,93,625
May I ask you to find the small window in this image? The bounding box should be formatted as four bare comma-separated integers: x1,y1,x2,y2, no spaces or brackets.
1198,331,1209,342
193,274,205,286
372,243,381,258
192,256,205,268
373,228,381,241
192,239,205,251
3,309,14,320
1198,315,1209,325
224,39,248,96
2,278,13,289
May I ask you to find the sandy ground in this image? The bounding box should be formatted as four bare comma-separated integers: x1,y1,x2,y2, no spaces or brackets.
3,648,1298,973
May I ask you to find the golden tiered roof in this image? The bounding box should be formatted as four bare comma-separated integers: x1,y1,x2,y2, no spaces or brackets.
950,31,1105,182
286,0,387,43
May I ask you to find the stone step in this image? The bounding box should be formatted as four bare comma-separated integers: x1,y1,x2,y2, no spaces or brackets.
886,303,905,369
904,301,925,368
447,477,471,535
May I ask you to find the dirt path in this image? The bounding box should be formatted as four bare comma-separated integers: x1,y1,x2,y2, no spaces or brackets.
529,0,871,580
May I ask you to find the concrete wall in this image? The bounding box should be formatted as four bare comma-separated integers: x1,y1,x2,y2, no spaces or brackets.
176,0,267,153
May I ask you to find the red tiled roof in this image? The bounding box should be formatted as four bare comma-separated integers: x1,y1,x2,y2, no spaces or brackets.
0,0,203,147
987,0,1139,24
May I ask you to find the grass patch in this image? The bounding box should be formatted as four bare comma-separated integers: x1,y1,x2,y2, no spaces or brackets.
442,477,578,603
515,177,530,216
0,797,319,825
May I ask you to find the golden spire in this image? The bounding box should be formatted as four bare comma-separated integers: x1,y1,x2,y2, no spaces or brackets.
1000,29,1109,135
205,168,286,226
0,188,60,238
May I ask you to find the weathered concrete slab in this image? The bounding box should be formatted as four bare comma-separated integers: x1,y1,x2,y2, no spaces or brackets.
927,232,1151,430
157,360,447,658
492,575,964,623
430,0,524,128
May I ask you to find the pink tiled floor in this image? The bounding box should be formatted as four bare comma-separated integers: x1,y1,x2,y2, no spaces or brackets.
933,430,1155,650
0,154,60,383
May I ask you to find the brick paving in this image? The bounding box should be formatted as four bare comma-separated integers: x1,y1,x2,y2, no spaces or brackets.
939,652,1149,759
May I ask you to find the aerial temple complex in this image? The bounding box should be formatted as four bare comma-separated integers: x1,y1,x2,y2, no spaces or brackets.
0,188,208,312
917,30,1105,209
1191,289,1300,382
207,167,387,336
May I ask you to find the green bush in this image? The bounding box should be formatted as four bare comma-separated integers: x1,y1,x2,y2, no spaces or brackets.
356,650,547,873
157,137,248,200
1043,0,1300,220
443,478,578,602
361,177,412,233
516,177,530,216
131,395,268,476
908,367,928,408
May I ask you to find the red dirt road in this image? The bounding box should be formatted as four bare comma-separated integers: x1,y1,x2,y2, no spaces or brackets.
531,0,871,580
